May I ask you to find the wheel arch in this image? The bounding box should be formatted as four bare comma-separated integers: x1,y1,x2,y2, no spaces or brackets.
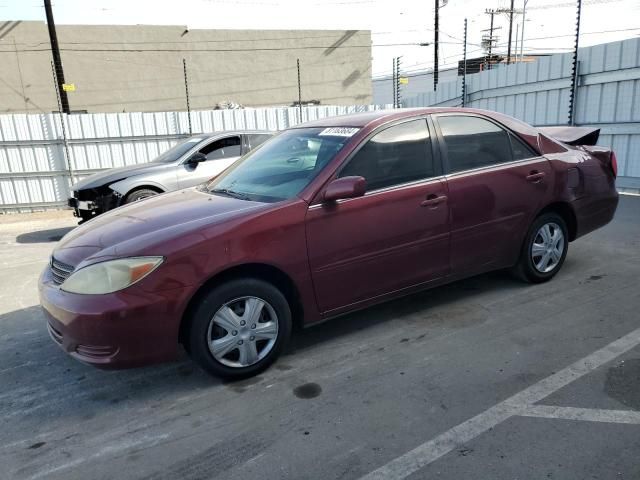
178,263,304,346
124,184,165,199
536,201,577,241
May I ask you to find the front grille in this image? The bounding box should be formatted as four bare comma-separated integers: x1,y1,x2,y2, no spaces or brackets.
50,257,75,285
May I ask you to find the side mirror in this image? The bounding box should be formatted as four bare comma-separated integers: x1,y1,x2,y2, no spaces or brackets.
187,152,207,165
323,176,366,202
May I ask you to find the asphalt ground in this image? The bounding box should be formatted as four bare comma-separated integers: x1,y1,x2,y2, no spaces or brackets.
1,196,639,480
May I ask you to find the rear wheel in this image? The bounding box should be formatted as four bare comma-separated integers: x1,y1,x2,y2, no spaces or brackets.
187,278,292,379
513,212,569,283
124,188,159,204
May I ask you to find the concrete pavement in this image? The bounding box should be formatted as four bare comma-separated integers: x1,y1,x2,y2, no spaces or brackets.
1,197,639,480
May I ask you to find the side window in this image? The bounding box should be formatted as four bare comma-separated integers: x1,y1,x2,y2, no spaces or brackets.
199,136,242,160
339,119,435,192
248,134,272,150
510,133,537,160
437,116,512,173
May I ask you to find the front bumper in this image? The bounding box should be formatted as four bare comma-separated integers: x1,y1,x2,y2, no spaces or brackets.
38,267,192,369
68,190,121,220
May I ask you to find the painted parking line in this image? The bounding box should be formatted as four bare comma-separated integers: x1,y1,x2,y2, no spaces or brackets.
359,326,640,480
521,405,640,425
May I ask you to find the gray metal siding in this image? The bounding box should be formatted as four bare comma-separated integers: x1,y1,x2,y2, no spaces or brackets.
401,38,640,191
0,105,390,212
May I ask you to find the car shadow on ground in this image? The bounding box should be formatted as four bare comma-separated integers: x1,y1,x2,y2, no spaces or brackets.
15,226,75,244
288,269,529,353
0,269,530,424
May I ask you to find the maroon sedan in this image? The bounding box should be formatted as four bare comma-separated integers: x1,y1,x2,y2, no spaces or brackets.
39,108,619,379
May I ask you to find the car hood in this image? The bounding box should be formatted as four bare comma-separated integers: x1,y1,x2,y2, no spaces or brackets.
54,188,267,267
72,162,172,191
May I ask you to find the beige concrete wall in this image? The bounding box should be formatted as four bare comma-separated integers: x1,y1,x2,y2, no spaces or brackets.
0,21,372,113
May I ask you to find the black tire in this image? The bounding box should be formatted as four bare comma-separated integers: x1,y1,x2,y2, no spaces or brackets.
124,188,159,204
512,212,569,283
187,278,292,379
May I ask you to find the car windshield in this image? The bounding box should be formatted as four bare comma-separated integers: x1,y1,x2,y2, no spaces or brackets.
151,136,206,163
203,127,358,202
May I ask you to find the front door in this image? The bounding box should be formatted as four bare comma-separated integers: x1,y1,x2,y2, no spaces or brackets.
177,135,242,188
306,118,450,314
433,113,553,275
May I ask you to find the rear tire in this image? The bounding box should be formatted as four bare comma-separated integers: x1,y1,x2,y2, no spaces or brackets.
187,278,292,379
124,188,159,204
512,212,569,283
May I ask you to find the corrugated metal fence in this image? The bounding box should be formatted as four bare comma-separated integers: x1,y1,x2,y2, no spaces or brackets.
0,105,387,212
2,38,639,212
403,38,640,192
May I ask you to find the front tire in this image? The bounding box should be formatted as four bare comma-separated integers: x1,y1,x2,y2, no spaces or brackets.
188,278,292,379
124,188,159,204
513,212,569,283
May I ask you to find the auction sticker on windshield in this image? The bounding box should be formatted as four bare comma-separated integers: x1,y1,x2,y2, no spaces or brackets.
318,127,360,137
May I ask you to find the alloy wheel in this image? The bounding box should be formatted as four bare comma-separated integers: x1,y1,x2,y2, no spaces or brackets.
207,296,279,368
531,222,565,273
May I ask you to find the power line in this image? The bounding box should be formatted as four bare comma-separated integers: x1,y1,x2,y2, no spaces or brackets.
371,23,640,78
0,42,431,53
7,32,368,48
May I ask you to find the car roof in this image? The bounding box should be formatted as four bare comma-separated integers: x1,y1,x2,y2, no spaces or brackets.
198,130,275,138
290,107,542,155
294,107,536,131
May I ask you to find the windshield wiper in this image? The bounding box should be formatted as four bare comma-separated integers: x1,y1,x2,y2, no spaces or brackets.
210,188,251,201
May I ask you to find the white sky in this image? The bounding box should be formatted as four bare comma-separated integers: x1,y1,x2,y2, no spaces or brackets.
1,0,639,77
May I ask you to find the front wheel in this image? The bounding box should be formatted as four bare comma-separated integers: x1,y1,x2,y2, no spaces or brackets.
187,278,292,379
124,188,158,204
512,212,569,283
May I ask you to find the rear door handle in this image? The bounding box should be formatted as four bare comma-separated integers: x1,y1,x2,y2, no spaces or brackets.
421,194,447,208
526,171,546,182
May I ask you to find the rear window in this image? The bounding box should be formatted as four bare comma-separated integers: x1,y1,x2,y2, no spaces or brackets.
248,134,273,149
437,116,512,173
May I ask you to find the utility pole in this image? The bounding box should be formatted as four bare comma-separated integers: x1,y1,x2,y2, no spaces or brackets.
482,9,499,70
433,0,439,91
568,0,583,125
462,18,467,107
183,59,192,135
297,58,303,122
506,0,515,64
515,23,519,63
395,57,402,108
392,57,397,108
44,0,69,113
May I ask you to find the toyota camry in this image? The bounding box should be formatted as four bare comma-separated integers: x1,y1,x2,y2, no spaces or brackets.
39,108,619,379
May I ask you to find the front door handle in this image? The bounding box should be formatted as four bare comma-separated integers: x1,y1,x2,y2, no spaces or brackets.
421,194,447,208
526,171,546,182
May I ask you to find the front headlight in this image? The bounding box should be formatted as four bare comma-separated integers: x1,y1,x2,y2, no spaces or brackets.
61,257,164,294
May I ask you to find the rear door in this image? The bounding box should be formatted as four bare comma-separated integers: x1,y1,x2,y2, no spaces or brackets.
177,135,242,188
305,118,450,314
432,113,552,275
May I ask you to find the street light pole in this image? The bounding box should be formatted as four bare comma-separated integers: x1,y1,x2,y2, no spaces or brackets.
520,0,528,62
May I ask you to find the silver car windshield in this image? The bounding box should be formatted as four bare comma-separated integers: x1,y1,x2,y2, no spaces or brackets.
204,127,358,203
151,136,206,163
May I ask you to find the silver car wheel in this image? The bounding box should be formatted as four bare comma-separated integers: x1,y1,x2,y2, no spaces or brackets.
207,296,279,368
531,222,565,273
